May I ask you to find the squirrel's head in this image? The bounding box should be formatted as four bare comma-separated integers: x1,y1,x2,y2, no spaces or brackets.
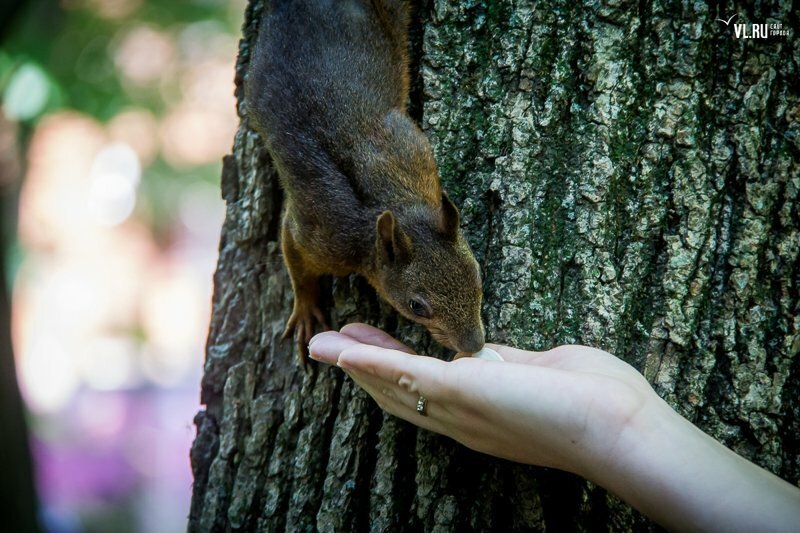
373,193,485,354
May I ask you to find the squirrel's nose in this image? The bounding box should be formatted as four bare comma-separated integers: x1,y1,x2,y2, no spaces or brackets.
455,329,485,354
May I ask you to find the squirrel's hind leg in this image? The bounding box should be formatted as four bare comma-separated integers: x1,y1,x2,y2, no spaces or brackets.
280,218,330,367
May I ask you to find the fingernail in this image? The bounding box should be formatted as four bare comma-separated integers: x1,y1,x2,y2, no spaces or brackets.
308,346,319,360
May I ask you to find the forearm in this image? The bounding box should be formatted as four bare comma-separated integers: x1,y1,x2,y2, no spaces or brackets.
582,396,800,531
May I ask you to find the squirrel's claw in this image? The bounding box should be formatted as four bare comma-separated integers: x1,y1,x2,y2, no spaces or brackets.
280,314,297,341
311,306,329,331
282,301,329,367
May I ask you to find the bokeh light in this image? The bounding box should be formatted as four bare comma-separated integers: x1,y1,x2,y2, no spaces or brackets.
3,63,51,120
114,25,177,87
1,0,242,529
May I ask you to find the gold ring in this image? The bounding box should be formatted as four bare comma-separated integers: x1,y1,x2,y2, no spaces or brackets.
416,395,427,416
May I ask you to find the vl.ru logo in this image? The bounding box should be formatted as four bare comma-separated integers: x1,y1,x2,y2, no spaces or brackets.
716,14,790,39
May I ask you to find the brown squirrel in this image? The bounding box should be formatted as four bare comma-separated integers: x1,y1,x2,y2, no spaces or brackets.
246,0,485,362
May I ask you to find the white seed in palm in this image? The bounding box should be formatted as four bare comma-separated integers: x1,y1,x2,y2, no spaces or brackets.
472,347,504,361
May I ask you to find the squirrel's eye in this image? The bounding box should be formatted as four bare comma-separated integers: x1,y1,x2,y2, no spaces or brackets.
408,299,430,318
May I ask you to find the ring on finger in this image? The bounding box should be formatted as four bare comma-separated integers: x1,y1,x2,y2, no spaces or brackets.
416,395,428,416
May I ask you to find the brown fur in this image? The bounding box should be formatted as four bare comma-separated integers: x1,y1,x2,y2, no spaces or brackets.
246,0,485,363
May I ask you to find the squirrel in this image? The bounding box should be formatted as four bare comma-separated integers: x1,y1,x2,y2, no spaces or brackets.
245,0,485,363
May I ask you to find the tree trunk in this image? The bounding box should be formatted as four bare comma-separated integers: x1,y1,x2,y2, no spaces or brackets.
190,1,800,530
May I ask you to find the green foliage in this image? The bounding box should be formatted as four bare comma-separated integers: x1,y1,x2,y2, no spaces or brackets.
1,0,241,231
1,0,240,121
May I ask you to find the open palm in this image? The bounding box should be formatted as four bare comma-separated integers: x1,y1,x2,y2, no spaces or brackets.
309,323,659,473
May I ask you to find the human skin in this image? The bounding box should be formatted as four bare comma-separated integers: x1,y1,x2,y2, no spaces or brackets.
308,323,800,532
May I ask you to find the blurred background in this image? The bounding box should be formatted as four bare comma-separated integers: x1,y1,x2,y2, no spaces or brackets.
0,0,244,530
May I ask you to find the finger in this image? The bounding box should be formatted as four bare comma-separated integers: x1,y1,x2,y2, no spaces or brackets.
308,331,363,364
336,344,449,403
339,355,455,425
339,323,416,354
345,366,417,413
344,366,448,434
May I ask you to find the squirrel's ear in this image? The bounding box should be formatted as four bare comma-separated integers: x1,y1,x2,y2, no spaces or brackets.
376,210,412,264
439,192,460,239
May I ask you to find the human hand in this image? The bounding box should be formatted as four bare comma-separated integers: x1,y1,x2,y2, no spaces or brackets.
309,324,800,531
308,323,660,476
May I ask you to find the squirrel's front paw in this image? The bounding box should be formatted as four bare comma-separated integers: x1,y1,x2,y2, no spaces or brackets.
282,301,329,366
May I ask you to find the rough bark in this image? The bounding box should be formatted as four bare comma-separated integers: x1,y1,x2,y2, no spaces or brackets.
190,0,799,530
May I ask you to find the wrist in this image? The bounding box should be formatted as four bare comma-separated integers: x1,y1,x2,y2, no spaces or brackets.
576,394,690,524
576,392,800,532
569,381,671,482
